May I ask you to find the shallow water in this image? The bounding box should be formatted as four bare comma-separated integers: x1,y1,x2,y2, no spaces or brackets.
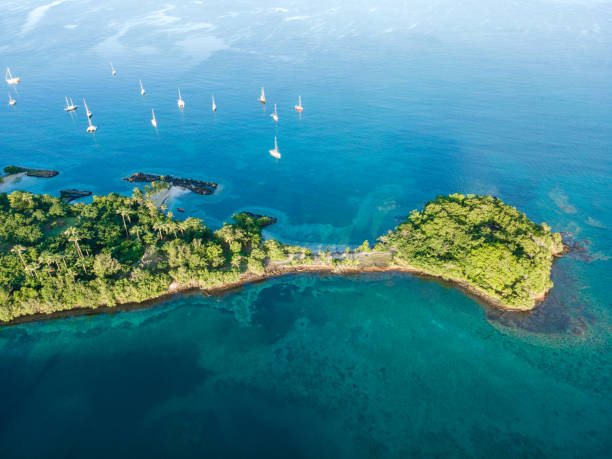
1,1,611,457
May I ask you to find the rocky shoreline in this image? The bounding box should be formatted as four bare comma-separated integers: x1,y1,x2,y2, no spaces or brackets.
3,259,558,327
3,166,59,178
123,172,218,195
60,189,92,203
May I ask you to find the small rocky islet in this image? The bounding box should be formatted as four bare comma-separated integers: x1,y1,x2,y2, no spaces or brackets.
2,165,59,178
123,172,217,195
2,166,220,203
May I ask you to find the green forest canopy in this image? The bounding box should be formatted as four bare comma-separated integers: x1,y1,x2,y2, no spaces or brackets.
380,194,563,307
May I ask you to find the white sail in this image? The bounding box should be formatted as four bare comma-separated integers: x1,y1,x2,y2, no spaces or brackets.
83,98,92,118
177,88,185,108
151,109,157,127
110,62,117,76
212,95,216,112
140,80,146,95
259,87,266,104
271,103,278,122
8,93,16,106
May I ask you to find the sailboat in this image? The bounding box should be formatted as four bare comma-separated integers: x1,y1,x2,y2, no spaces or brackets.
86,116,97,133
8,93,16,106
177,88,185,109
140,80,146,96
211,95,216,112
64,96,77,112
5,68,20,85
294,96,303,112
258,87,266,104
151,109,157,128
270,104,278,122
110,62,117,77
83,98,92,118
269,136,281,159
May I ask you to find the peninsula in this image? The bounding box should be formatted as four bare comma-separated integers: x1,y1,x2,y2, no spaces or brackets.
0,188,564,323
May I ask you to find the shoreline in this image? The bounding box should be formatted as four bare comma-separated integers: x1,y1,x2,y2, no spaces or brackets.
3,258,557,327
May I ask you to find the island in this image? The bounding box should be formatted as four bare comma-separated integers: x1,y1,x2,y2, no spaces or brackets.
2,165,59,178
123,172,218,195
0,188,564,323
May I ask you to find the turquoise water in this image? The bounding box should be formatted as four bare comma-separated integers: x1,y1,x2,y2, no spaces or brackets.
1,1,611,457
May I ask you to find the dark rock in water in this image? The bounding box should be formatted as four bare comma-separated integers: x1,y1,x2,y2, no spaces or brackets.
561,232,595,263
4,166,59,178
60,189,92,203
123,172,217,195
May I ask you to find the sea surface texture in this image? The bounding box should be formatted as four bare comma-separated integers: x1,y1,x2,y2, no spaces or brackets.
1,1,611,457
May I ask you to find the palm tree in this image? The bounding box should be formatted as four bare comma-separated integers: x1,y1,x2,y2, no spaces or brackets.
42,265,55,278
25,262,40,278
39,252,60,274
131,187,144,205
130,225,142,241
231,254,242,269
146,200,157,217
11,245,27,271
59,254,68,270
153,220,165,240
64,227,87,273
64,227,84,259
116,207,135,238
165,221,177,238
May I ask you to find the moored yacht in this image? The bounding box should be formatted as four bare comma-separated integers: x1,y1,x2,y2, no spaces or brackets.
270,103,278,122
212,95,216,112
110,62,117,77
151,109,157,128
8,93,16,106
258,87,266,104
269,136,281,159
140,80,146,96
294,95,303,112
177,88,185,109
86,116,97,133
5,68,20,85
64,97,77,112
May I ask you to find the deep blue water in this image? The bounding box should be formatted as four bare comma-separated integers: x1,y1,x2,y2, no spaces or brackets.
1,1,611,457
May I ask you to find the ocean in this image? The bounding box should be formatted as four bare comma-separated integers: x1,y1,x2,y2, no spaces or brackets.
0,1,611,457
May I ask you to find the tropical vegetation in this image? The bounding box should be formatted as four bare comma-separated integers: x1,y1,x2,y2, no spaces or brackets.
0,189,563,322
380,194,564,307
